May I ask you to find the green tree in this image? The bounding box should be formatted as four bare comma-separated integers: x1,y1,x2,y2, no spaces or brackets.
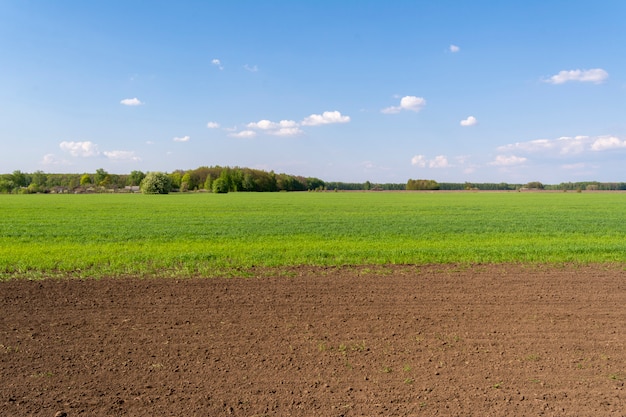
406,179,440,190
11,170,28,187
0,178,15,193
212,177,229,193
140,172,172,194
525,181,544,190
127,170,145,186
169,171,182,189
242,172,256,191
204,174,213,191
306,177,325,191
181,172,192,192
32,170,47,187
218,168,233,192
80,174,92,186
95,168,109,186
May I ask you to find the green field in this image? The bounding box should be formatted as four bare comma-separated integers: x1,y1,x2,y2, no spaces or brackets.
1,191,626,278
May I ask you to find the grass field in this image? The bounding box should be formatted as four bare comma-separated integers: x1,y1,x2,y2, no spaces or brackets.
2,191,626,278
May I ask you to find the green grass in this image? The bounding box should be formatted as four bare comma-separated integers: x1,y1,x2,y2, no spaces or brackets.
1,191,626,278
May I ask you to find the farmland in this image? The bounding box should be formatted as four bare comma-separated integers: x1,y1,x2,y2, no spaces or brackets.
2,191,626,278
2,191,626,416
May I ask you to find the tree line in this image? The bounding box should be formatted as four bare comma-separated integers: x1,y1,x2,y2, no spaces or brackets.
2,168,626,194
0,167,328,194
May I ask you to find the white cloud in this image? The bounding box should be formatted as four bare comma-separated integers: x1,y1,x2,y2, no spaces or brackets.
41,154,69,166
498,135,626,156
245,119,303,136
411,155,426,168
545,68,608,84
590,135,626,151
207,122,220,129
233,111,350,138
562,162,589,170
211,58,223,70
382,96,426,114
59,141,100,157
400,96,426,112
490,155,528,166
247,119,279,130
173,136,190,142
557,136,589,154
301,111,351,126
381,107,401,114
271,127,304,136
498,136,588,155
278,120,298,128
449,44,460,53
244,64,258,72
460,116,477,126
411,155,449,168
103,150,141,161
120,98,143,106
411,155,426,167
229,130,257,138
429,155,449,168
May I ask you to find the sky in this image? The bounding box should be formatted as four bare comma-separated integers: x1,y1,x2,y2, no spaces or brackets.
1,1,625,184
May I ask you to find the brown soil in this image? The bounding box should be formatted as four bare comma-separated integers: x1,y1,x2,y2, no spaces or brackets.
1,265,624,416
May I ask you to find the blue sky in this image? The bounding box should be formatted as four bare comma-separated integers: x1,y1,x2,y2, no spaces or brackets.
1,1,625,183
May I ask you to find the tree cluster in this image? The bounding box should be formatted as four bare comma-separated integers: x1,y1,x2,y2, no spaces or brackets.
166,166,325,193
406,179,440,190
3,167,626,194
0,169,146,194
0,167,326,194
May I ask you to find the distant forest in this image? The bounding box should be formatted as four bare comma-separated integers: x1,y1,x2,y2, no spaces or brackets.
2,166,626,193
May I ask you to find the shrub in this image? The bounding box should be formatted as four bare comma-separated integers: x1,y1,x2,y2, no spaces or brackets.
140,172,172,194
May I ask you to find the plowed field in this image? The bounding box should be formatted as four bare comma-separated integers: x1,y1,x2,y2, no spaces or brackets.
1,265,624,416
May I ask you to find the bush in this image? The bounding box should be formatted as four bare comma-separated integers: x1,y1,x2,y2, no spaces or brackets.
140,172,172,194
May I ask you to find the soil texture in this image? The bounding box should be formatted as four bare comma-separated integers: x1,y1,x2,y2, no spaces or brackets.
1,264,625,416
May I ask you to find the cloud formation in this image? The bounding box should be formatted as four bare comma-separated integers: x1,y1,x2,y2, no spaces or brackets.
103,150,141,161
411,155,426,167
120,98,143,106
244,64,258,72
229,130,257,138
430,155,449,168
206,122,220,129
545,68,608,84
301,111,351,126
590,136,626,151
490,155,528,166
460,116,477,126
211,58,223,70
60,141,100,157
411,154,449,168
498,135,626,155
173,136,190,142
449,44,460,53
246,119,304,136
57,141,140,162
41,153,69,166
227,110,350,138
382,96,426,114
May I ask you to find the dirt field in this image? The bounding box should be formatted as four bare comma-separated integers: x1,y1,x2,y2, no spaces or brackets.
1,265,624,416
